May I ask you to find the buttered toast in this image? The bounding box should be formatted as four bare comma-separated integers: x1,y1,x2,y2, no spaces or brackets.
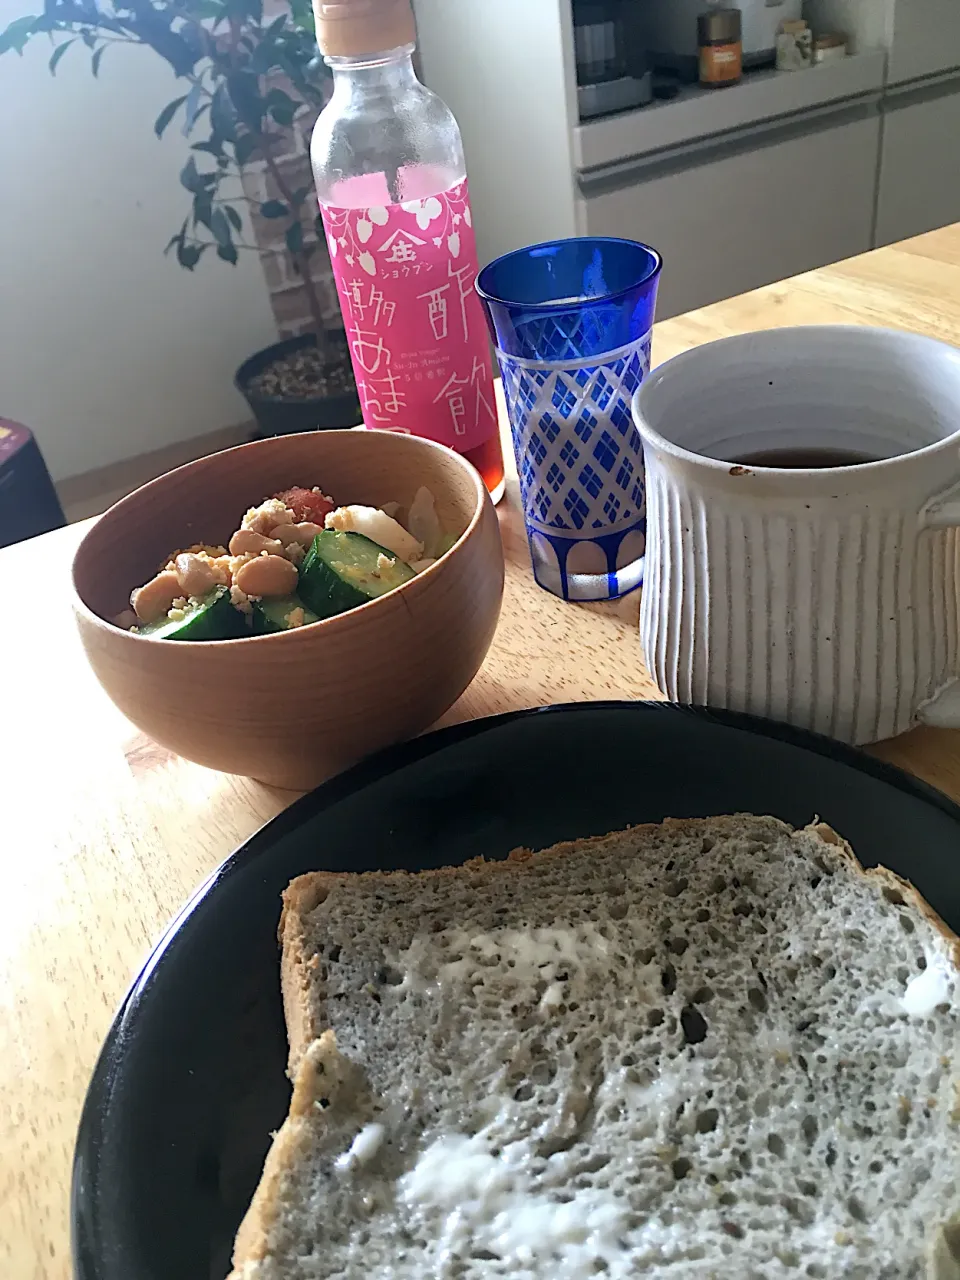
230,815,960,1280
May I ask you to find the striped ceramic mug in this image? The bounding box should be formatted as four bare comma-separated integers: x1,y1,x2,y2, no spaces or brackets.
632,326,960,745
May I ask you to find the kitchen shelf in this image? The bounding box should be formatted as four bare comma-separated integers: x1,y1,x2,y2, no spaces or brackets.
574,49,887,174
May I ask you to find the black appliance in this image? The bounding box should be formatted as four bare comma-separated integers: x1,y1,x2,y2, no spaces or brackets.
572,0,653,120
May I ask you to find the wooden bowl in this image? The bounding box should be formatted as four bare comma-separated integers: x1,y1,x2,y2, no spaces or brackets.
72,431,504,788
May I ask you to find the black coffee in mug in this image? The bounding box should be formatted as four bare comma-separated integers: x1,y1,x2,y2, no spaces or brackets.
733,447,879,469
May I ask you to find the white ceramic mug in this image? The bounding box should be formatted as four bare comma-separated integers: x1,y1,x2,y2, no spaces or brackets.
631,326,960,744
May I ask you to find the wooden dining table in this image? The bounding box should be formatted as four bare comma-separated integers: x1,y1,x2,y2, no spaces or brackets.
7,223,960,1279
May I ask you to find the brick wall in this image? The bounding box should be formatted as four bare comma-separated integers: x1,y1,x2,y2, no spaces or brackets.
241,89,342,338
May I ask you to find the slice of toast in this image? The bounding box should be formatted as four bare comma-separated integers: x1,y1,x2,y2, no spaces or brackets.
229,815,960,1280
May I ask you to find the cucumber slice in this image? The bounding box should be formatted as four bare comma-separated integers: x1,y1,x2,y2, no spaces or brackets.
251,594,320,634
138,585,244,641
298,531,416,619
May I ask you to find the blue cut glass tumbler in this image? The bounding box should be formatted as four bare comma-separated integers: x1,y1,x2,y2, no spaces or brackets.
477,237,662,600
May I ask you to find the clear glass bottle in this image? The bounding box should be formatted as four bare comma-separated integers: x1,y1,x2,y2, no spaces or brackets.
311,0,504,501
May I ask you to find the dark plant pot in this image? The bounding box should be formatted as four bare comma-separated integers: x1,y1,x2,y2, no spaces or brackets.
236,332,362,439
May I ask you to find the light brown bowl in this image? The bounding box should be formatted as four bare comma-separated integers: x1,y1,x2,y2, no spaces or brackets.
72,430,504,788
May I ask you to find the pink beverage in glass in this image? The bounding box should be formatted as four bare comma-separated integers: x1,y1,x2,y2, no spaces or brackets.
311,4,504,502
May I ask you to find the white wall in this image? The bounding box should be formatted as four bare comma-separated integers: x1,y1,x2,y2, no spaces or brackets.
0,9,279,481
414,0,579,272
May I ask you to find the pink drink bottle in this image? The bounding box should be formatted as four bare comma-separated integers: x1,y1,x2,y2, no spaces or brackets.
311,0,504,501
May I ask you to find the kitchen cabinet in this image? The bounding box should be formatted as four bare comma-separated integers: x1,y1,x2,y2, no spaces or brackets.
889,0,960,85
583,107,880,320
414,1,960,324
876,79,960,247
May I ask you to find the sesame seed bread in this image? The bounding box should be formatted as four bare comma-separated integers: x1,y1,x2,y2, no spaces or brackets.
228,815,960,1280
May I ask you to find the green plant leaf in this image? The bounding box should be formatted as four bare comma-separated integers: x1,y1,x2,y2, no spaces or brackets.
271,104,295,127
79,27,95,47
210,83,236,143
91,44,104,75
234,132,260,165
180,155,200,192
225,205,243,233
289,185,311,209
265,86,298,128
226,70,265,132
180,156,215,195
164,219,188,255
217,241,238,265
0,15,40,56
155,95,188,139
121,13,197,77
177,241,205,270
183,80,204,134
285,219,304,255
48,37,74,73
260,199,288,218
192,192,213,228
210,208,232,248
192,138,224,158
289,0,314,33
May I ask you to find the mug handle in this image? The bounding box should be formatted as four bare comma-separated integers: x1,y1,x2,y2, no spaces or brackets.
920,477,960,529
917,477,960,726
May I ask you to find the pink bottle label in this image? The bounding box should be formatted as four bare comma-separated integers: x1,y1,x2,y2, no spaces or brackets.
319,180,498,453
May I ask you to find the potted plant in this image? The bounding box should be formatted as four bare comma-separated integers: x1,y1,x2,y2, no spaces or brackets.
0,0,361,437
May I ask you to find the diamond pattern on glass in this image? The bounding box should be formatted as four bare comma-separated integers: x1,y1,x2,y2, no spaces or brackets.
540,413,560,443
593,430,620,472
559,440,580,467
578,463,603,499
519,454,536,500
496,331,650,549
514,308,623,364
563,488,589,529
591,372,615,411
575,416,596,444
611,400,632,436
552,380,578,419
518,374,537,412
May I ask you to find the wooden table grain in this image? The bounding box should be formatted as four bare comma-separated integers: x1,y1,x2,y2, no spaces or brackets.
8,225,960,1278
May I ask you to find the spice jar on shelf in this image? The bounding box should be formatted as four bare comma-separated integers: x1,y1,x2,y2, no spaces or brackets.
776,19,813,71
698,7,742,88
813,32,848,64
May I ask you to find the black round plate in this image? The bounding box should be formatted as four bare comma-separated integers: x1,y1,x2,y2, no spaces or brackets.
72,702,960,1280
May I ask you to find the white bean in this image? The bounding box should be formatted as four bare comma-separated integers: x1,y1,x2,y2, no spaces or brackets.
131,570,182,622
271,521,323,548
234,554,298,598
229,528,283,557
174,552,217,598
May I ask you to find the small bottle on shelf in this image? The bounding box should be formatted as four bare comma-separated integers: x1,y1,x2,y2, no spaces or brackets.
697,6,742,88
311,0,505,503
